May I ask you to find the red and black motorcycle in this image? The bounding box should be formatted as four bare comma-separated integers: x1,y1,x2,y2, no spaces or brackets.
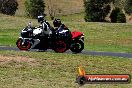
16,22,84,53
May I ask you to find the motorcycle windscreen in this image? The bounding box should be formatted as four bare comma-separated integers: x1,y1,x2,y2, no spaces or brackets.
57,27,69,35
56,27,72,40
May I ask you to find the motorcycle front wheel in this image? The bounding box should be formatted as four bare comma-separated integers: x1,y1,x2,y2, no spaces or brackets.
70,40,84,53
16,38,31,51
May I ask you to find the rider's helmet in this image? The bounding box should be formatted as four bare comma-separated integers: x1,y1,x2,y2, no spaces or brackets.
53,19,62,27
38,15,44,23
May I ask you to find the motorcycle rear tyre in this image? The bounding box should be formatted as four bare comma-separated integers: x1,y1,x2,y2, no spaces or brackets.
53,41,67,53
70,40,84,53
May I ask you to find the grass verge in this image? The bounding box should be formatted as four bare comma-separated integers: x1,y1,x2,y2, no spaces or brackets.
0,51,132,88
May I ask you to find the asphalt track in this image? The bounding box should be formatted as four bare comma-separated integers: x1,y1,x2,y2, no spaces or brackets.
0,46,132,58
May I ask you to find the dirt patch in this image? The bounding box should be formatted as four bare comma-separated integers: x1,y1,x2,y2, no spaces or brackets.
117,39,132,45
0,55,40,67
0,55,34,62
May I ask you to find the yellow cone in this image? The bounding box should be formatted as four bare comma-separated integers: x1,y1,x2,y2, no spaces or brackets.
78,66,86,76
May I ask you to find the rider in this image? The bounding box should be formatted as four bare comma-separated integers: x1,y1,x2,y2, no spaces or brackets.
53,18,69,31
37,15,54,50
53,19,62,28
37,15,54,36
53,18,72,41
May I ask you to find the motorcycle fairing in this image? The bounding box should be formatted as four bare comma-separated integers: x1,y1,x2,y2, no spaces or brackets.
71,31,84,39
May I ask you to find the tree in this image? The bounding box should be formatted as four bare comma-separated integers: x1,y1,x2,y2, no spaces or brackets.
124,0,132,15
0,0,18,15
84,0,112,22
46,0,61,20
117,12,126,23
25,0,45,19
110,7,126,23
113,0,126,9
110,7,120,22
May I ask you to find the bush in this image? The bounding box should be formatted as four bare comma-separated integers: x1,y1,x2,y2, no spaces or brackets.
0,0,18,15
25,0,45,19
124,0,132,15
117,13,126,23
110,7,126,23
84,0,111,22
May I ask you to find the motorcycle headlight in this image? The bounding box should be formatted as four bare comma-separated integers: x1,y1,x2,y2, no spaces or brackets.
21,31,32,38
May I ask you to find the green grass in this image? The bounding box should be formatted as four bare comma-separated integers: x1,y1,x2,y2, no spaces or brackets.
55,13,85,22
0,1,131,88
0,13,132,53
0,51,132,88
0,14,38,46
64,21,132,53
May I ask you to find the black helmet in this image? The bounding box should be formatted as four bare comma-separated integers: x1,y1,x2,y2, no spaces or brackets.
53,19,62,27
38,15,44,23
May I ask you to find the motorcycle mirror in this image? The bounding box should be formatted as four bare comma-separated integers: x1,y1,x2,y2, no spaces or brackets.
27,22,32,28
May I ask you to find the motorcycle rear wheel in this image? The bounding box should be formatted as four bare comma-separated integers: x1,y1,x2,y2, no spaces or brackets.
70,40,84,53
16,38,31,51
53,41,67,53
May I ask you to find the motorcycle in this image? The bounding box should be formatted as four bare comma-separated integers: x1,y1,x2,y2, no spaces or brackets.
16,21,84,53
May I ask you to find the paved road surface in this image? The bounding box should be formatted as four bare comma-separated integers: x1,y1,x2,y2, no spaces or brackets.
0,46,132,58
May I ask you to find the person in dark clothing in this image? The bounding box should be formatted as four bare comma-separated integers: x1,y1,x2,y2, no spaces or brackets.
37,15,54,51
